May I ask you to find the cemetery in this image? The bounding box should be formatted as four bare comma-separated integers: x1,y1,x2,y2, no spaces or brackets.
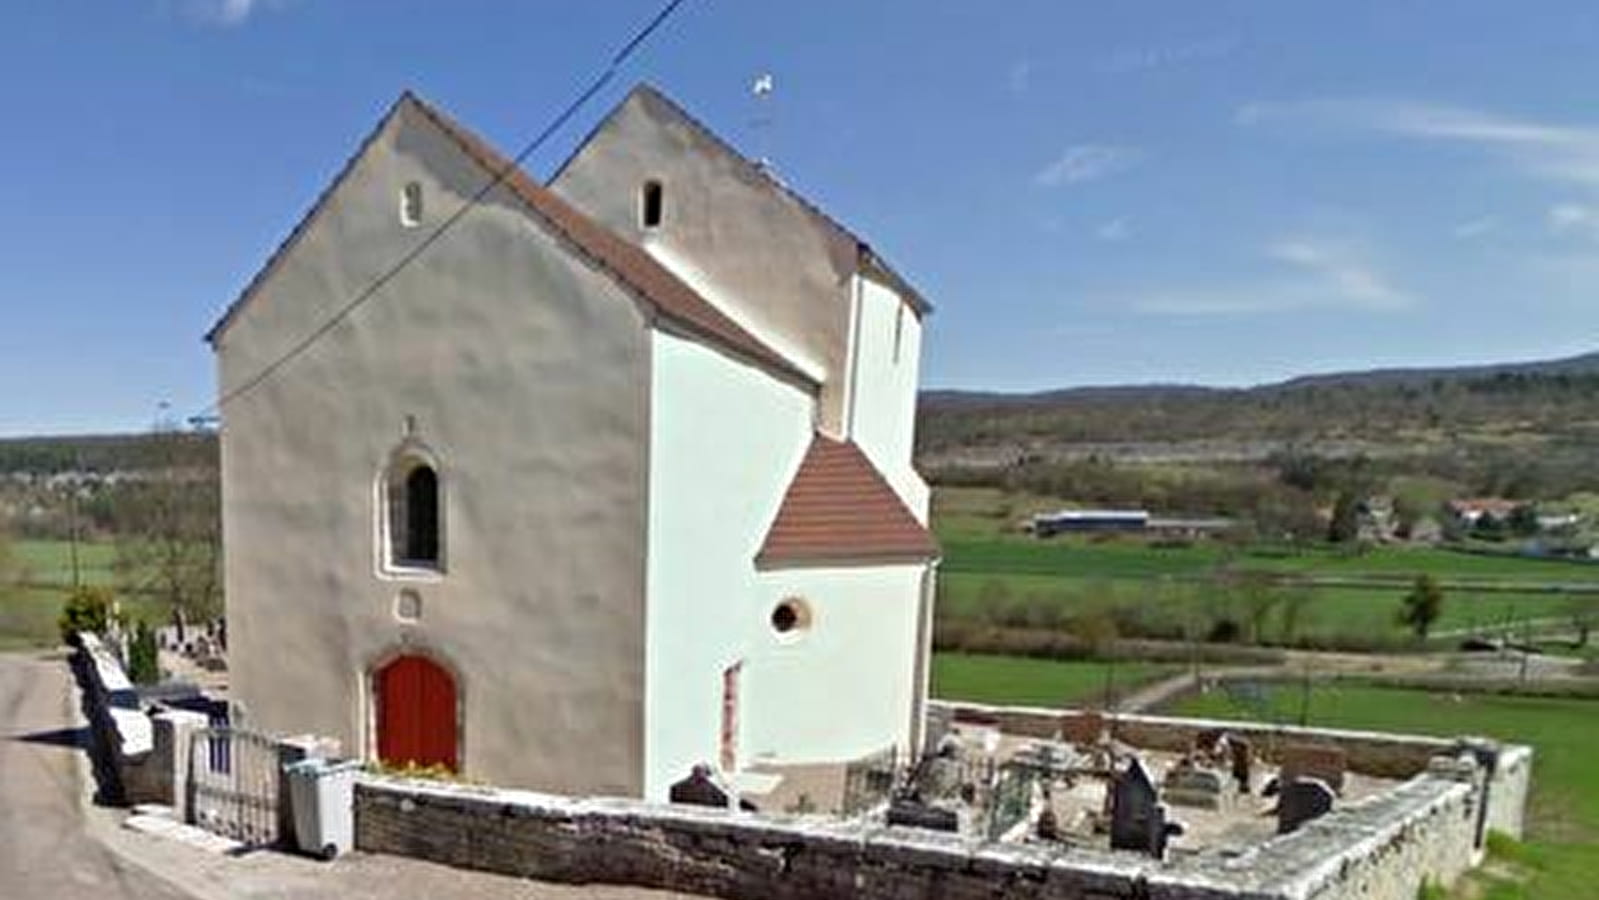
354,701,1532,900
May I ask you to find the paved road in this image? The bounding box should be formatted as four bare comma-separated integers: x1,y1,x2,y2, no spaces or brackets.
1,650,698,899
0,650,190,899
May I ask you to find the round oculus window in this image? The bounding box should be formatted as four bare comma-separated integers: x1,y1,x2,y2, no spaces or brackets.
770,598,811,636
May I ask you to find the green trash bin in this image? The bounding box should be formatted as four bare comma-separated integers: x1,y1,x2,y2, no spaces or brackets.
284,758,363,860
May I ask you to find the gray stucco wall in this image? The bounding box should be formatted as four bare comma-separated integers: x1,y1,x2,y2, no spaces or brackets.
214,101,649,795
552,88,856,434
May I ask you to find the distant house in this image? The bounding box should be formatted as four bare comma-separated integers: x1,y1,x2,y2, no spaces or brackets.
1447,498,1521,528
208,85,938,800
1031,509,1149,537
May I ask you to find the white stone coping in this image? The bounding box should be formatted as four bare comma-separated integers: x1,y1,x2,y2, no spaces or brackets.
110,708,154,758
929,699,1459,753
78,631,153,758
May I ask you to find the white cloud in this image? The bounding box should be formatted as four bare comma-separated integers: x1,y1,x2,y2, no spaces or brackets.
1548,202,1599,240
1096,217,1133,241
1452,216,1497,240
1034,145,1144,188
182,0,288,27
1237,99,1599,188
1128,237,1417,316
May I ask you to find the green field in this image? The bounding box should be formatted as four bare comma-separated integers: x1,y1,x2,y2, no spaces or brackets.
12,539,117,587
1169,685,1599,899
1,540,158,649
938,570,1577,646
932,487,1598,647
930,653,1178,708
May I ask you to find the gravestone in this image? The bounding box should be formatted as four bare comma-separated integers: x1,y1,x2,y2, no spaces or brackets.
923,705,954,756
1060,711,1105,747
1281,743,1347,793
1035,806,1060,841
886,797,959,832
1163,762,1233,811
1229,736,1253,793
1277,777,1335,834
669,765,753,810
1111,758,1172,857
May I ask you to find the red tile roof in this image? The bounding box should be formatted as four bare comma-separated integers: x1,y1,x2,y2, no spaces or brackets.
209,93,817,390
757,434,939,567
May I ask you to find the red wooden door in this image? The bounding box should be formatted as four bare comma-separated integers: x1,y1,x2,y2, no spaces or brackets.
376,655,458,771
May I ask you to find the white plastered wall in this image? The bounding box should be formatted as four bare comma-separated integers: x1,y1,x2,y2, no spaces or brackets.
644,328,814,799
740,564,928,767
846,275,929,519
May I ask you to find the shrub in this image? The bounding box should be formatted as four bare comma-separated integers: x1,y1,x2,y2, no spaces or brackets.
126,619,160,685
58,585,113,646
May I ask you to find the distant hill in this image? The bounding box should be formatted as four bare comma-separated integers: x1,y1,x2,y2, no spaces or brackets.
924,351,1599,409
917,350,1599,468
0,431,215,474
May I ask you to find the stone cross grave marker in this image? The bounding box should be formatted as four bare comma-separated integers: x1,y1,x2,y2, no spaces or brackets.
1281,743,1347,794
1277,776,1336,834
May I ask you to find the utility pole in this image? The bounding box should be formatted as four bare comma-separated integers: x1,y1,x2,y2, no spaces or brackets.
67,457,81,590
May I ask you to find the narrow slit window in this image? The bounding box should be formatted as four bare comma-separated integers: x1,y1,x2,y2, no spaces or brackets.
641,180,663,229
400,182,424,227
892,304,905,364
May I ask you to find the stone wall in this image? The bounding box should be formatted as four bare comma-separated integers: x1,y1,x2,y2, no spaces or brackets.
932,701,1453,779
354,761,1505,900
1482,744,1533,840
73,634,217,813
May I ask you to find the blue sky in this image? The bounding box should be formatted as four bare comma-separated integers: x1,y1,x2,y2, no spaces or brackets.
3,1,1598,435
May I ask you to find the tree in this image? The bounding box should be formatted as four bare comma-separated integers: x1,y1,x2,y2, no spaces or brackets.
1566,597,1596,648
112,424,222,633
1327,490,1361,544
1506,503,1540,538
1398,575,1445,641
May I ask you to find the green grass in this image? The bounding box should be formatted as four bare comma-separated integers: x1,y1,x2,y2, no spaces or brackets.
1,540,160,649
11,539,116,586
930,653,1178,708
940,534,1599,585
1166,685,1599,899
938,570,1577,646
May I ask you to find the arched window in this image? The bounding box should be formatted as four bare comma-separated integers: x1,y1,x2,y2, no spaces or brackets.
640,180,663,229
387,457,442,571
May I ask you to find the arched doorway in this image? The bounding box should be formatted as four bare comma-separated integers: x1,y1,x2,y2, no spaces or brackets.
375,654,458,771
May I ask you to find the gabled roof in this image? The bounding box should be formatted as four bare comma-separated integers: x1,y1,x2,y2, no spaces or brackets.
207,93,817,389
756,434,939,567
555,84,932,317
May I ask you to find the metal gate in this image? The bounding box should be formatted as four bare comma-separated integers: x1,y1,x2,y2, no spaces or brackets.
188,726,281,847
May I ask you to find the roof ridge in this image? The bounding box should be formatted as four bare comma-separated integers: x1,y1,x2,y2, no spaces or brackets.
403,94,817,386
209,90,818,391
599,84,931,315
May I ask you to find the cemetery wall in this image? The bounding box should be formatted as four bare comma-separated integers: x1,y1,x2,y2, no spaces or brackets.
931,701,1453,779
354,761,1512,900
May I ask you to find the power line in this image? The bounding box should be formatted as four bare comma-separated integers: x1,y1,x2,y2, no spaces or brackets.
200,0,691,420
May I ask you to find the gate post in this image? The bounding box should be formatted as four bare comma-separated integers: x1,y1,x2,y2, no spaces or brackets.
153,710,210,823
275,735,338,849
